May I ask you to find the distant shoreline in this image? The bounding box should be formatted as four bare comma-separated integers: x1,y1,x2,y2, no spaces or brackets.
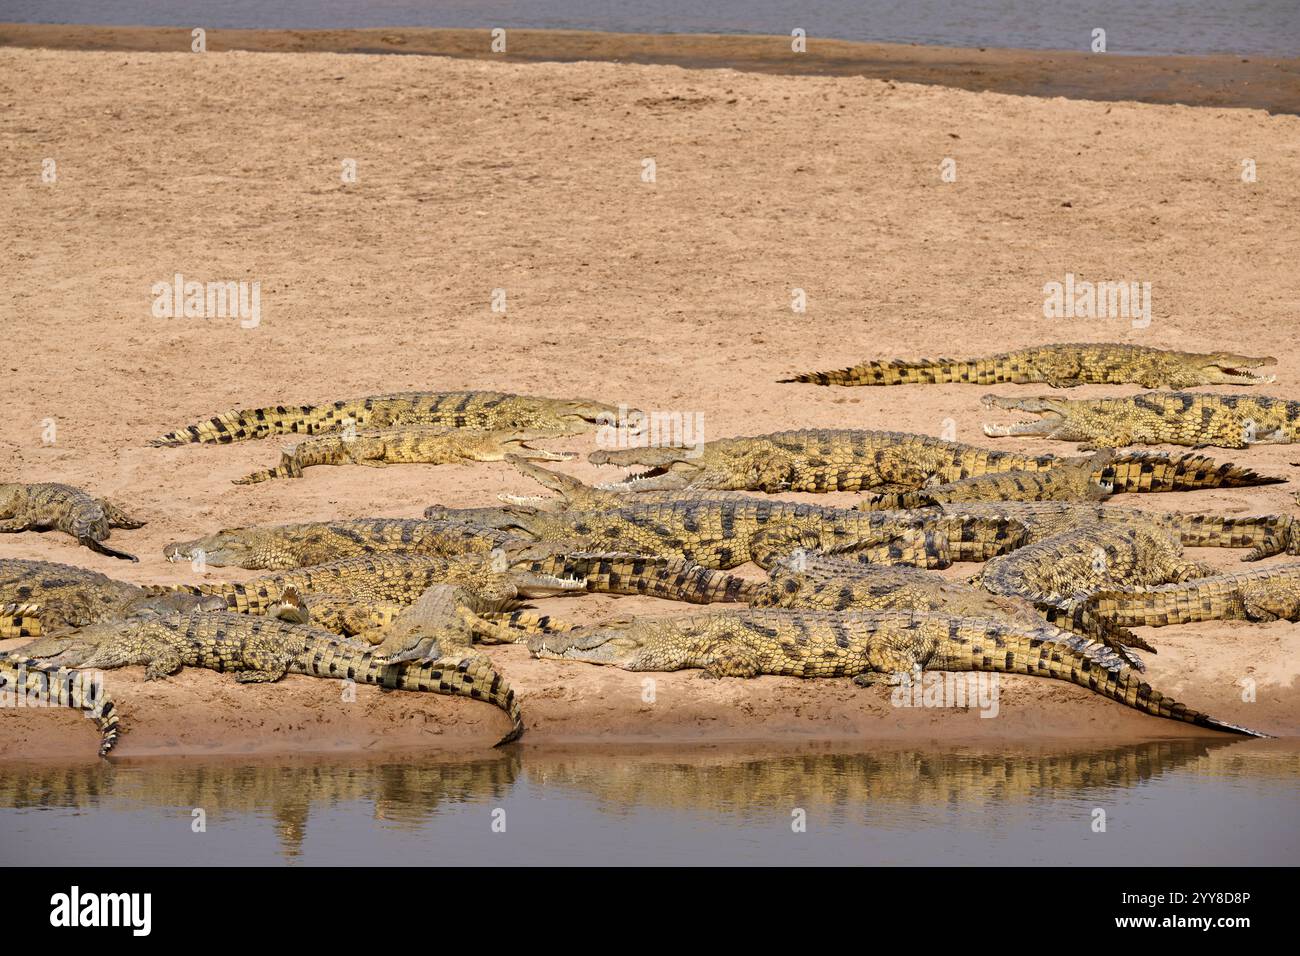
3,22,1298,114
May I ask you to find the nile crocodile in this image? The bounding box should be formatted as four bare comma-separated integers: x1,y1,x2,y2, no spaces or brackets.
233,426,581,484
0,654,120,756
586,429,1281,494
163,519,517,570
780,344,1276,388
1083,563,1300,627
983,392,1300,449
527,608,1263,736
0,483,144,561
752,548,1148,667
450,498,955,570
444,498,1300,571
858,451,1114,510
150,391,635,446
0,558,222,639
48,609,525,746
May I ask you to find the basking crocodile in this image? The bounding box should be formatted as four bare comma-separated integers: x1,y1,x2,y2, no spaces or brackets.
586,429,1281,494
528,608,1263,736
452,498,955,570
233,426,580,484
752,549,1148,667
49,609,525,746
163,519,517,570
780,344,1276,388
0,558,222,639
446,497,1300,572
983,392,1300,449
972,523,1215,664
0,483,144,561
1083,563,1300,627
150,390,635,446
858,452,1114,510
0,655,120,756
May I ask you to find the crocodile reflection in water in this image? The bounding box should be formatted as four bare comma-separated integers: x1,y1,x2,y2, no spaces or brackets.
1,741,1289,859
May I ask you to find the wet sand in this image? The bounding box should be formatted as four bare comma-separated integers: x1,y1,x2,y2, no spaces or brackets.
0,41,1297,758
3,23,1299,114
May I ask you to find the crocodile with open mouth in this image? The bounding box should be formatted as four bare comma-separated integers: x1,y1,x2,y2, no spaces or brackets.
982,392,1300,449
780,344,1277,388
149,390,639,447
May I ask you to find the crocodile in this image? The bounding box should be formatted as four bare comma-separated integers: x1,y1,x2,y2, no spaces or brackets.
935,502,1300,562
163,519,518,570
149,390,636,446
585,429,1282,494
0,655,120,756
0,483,144,561
47,609,525,746
148,551,571,622
233,426,581,484
527,608,1263,736
0,557,223,640
752,548,1149,667
1082,563,1300,627
857,451,1114,510
971,523,1215,664
450,498,956,570
444,497,1300,572
983,392,1300,449
780,344,1276,388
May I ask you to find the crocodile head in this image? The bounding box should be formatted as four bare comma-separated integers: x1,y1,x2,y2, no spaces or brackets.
588,441,793,492
552,398,646,432
163,527,268,567
1179,351,1277,387
476,427,583,462
979,395,1069,438
527,617,689,670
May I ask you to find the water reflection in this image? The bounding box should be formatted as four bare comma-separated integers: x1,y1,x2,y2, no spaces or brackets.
2,739,1294,861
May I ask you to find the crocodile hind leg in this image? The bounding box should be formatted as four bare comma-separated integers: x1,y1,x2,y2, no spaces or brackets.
99,499,146,529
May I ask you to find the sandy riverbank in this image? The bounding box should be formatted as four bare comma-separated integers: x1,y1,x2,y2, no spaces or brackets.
0,43,1297,757
3,23,1299,113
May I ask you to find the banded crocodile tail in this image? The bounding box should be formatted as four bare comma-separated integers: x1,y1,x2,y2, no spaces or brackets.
1,602,43,638
141,581,274,615
82,537,139,562
232,449,307,484
149,401,351,446
1108,451,1288,493
1,654,121,756
294,643,525,746
780,357,1014,387
936,618,1265,737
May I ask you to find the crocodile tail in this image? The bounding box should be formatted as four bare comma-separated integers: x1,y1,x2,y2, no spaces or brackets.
140,581,263,613
941,619,1265,736
298,642,525,746
397,655,524,747
0,654,121,756
780,358,1002,386
1108,451,1287,493
0,602,43,638
148,399,361,446
233,450,306,485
